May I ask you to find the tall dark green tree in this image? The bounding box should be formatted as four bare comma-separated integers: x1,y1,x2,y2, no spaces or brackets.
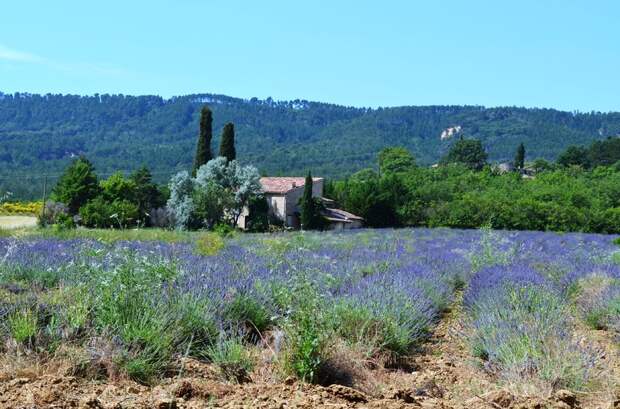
557,145,590,168
299,171,324,230
130,166,165,224
514,143,525,170
219,122,236,162
51,157,100,214
192,106,213,176
440,138,488,170
300,172,315,229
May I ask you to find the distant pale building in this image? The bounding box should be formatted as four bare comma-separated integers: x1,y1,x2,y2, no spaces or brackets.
497,162,515,173
237,176,363,230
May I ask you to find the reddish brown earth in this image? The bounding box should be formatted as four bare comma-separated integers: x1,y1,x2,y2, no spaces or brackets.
1,306,617,409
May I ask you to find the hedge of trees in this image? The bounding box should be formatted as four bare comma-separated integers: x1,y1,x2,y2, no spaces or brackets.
43,158,167,228
328,138,620,234
44,107,269,231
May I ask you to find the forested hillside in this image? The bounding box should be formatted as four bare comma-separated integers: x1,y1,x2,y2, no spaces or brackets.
2,91,620,198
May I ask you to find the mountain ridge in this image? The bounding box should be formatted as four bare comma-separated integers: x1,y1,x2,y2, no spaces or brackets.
1,91,620,198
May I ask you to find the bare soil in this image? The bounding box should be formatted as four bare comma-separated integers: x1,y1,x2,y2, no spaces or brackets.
1,304,617,409
0,216,37,230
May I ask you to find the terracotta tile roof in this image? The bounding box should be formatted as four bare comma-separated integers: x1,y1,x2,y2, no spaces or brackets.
260,177,323,194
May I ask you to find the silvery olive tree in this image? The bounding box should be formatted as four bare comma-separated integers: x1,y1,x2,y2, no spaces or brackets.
167,157,262,230
167,171,195,229
195,157,262,226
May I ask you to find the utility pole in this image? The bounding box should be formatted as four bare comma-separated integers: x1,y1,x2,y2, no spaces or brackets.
41,173,47,221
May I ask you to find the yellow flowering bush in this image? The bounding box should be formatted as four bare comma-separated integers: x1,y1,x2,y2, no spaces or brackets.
0,201,43,215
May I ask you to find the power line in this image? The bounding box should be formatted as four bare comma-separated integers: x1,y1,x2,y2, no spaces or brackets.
0,169,181,180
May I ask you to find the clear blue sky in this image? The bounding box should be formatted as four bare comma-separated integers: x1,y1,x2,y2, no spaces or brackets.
1,1,618,111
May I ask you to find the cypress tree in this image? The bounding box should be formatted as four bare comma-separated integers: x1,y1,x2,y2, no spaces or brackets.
192,106,213,176
219,122,236,162
300,171,315,230
514,142,525,170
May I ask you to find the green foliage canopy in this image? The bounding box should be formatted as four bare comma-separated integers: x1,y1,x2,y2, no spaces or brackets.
378,147,416,175
441,138,488,170
51,157,100,215
331,146,620,234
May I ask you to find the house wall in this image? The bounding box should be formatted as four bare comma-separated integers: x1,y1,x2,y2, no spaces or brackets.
284,187,304,218
346,220,363,229
254,180,327,229
237,207,249,230
266,195,287,221
327,221,345,231
326,220,363,231
284,181,323,217
312,179,324,197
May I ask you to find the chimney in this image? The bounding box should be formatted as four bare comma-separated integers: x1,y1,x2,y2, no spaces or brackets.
292,182,296,188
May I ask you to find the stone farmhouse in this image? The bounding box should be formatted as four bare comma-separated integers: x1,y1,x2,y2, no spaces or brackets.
237,177,363,230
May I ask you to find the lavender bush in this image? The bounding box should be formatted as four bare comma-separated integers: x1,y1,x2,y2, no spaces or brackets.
0,228,618,387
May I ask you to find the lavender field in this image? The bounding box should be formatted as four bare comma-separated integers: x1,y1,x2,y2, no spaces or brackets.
0,228,619,400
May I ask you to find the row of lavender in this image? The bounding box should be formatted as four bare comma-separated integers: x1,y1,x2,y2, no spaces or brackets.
464,229,620,391
0,228,618,388
0,229,477,382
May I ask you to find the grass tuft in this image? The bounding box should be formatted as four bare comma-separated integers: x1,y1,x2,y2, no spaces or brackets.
207,336,254,383
8,309,38,344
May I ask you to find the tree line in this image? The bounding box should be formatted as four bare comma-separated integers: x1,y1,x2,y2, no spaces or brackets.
37,100,620,234
43,107,269,231
327,137,620,233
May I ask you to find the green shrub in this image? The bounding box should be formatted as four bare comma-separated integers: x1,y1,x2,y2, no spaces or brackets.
329,302,383,355
51,157,100,215
213,223,235,237
122,349,166,385
223,294,272,337
92,260,178,382
79,197,110,228
206,336,254,383
173,295,218,355
107,200,140,228
584,308,608,330
194,233,225,256
288,312,323,382
44,287,91,342
4,265,62,289
55,212,76,229
283,281,329,383
80,197,139,228
8,309,38,344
